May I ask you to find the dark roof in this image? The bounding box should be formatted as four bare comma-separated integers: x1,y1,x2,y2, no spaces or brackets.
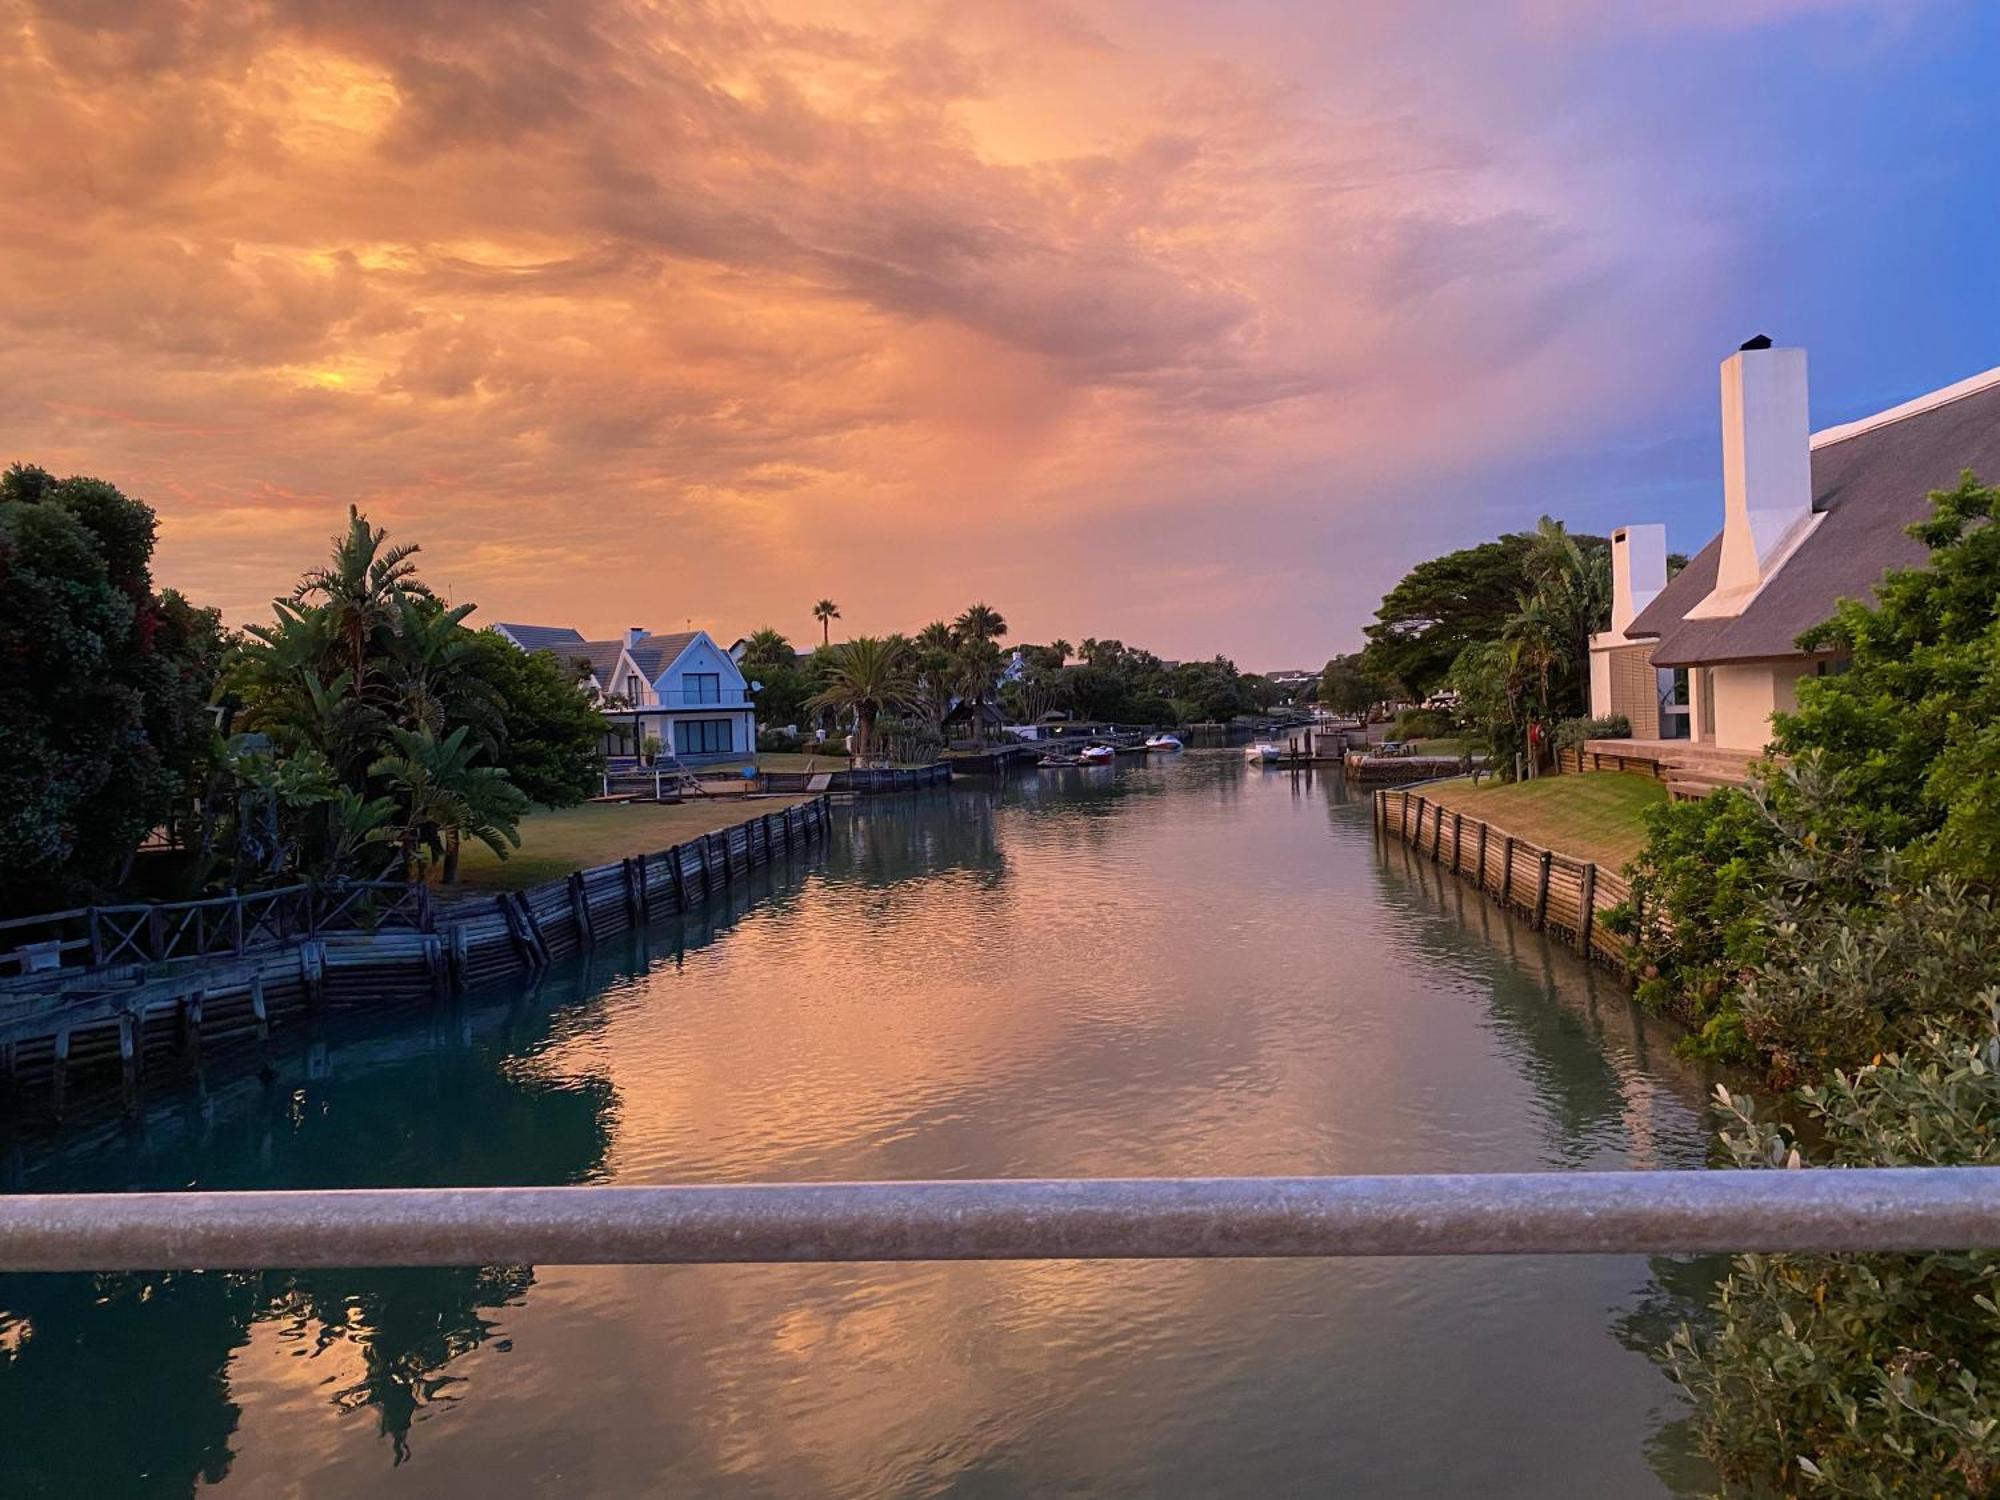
495,623,588,655
1638,373,2000,668
623,631,698,681
580,641,628,686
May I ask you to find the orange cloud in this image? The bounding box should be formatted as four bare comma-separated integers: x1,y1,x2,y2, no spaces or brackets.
0,0,1892,658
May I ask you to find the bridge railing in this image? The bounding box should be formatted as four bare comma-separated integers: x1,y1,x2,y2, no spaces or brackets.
2,1169,1996,1271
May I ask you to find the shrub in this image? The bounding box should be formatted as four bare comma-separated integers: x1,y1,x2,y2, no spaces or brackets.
1394,706,1454,740
1554,713,1628,751
1665,1012,2000,1497
757,728,803,754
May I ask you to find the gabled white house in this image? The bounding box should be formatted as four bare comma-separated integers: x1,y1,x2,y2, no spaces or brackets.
494,623,758,764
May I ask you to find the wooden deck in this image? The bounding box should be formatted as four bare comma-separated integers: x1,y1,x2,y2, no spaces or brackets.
1570,738,1764,800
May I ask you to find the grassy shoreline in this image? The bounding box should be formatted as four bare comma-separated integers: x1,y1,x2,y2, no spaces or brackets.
1414,771,1665,869
449,796,815,892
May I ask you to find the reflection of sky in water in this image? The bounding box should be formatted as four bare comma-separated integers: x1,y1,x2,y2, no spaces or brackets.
0,756,1722,1497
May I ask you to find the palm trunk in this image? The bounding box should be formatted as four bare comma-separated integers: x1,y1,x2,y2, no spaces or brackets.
443,827,461,885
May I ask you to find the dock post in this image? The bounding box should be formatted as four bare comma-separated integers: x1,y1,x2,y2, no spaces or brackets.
1451,812,1463,872
1533,852,1553,930
569,871,595,948
1500,837,1516,905
1577,863,1598,957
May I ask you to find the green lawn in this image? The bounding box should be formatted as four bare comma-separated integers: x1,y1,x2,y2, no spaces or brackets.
1417,771,1666,869
448,797,812,892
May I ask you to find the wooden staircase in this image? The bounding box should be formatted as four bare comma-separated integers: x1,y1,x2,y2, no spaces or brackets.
1657,744,1759,801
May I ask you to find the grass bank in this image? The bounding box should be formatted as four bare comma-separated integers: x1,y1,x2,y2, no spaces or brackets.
1416,771,1665,870
451,797,814,892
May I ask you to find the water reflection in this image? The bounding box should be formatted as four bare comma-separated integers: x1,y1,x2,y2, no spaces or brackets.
2,756,1722,1496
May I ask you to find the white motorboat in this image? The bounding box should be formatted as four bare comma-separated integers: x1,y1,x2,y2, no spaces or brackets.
1245,741,1285,764
1145,734,1184,751
1077,743,1118,765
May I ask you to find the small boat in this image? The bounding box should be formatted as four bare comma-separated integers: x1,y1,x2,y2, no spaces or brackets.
1245,741,1285,764
1144,734,1184,752
1077,743,1118,765
1037,753,1083,768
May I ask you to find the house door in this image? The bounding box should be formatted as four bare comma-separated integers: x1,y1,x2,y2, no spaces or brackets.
1696,668,1716,744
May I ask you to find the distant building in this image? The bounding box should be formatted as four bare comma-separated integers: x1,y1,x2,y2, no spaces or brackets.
495,623,756,763
1591,343,2000,752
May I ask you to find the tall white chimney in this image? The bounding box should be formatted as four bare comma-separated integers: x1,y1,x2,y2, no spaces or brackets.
1610,523,1667,634
1715,339,1813,596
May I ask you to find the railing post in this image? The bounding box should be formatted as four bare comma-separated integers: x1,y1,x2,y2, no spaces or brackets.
232,896,246,956
88,908,103,966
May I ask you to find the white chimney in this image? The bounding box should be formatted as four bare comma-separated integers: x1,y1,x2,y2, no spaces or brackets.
626,626,646,647
1610,523,1667,634
1716,340,1813,596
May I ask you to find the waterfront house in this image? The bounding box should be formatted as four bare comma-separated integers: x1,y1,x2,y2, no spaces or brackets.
1589,342,2000,778
495,623,758,765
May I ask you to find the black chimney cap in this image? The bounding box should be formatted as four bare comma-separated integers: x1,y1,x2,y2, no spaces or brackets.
1739,333,1774,351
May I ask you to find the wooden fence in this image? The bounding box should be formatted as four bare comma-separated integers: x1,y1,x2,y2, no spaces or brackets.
0,881,432,975
1555,745,1667,779
1373,787,1632,972
0,797,834,1112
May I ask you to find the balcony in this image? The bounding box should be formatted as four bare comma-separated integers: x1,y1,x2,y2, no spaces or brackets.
602,690,752,710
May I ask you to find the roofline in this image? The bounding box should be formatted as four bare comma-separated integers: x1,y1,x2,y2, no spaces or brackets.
1811,362,2000,451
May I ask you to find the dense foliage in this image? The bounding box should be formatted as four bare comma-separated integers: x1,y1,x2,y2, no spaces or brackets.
1553,713,1629,751
1316,651,1396,715
1623,474,2000,1064
1667,1017,2000,1498
218,507,599,885
0,464,227,913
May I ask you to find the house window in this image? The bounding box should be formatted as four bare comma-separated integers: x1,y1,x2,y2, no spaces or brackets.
1657,666,1692,741
680,718,733,755
685,672,721,705
622,673,644,703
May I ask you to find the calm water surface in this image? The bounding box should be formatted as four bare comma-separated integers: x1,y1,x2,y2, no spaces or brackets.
1,755,1722,1496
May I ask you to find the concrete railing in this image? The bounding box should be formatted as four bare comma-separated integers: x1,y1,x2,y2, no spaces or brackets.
3,1169,1998,1270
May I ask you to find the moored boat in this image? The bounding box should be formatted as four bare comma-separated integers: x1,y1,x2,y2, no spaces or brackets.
1077,743,1118,765
1144,734,1183,751
1245,741,1284,764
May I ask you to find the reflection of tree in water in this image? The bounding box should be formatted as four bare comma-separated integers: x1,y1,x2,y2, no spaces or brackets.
276,1263,535,1463
0,984,616,1492
835,788,1006,887
1609,1254,1729,1496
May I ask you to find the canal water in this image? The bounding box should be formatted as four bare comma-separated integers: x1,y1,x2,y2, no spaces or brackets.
0,755,1722,1497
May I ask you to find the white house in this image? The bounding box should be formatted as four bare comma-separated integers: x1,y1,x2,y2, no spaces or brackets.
1590,340,2000,755
495,623,758,765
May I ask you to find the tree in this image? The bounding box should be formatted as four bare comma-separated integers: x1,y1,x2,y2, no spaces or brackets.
1048,638,1072,665
1362,535,1536,700
953,636,1004,747
0,464,227,913
1317,653,1393,716
954,602,1007,645
812,598,840,647
464,631,605,808
737,627,793,668
369,725,526,884
1362,525,1608,701
809,637,917,763
298,506,432,693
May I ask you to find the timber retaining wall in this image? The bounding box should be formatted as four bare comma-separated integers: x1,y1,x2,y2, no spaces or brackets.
0,797,835,1112
1373,786,1632,973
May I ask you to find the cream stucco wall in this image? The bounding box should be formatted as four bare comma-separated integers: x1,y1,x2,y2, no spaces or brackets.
1693,661,1812,750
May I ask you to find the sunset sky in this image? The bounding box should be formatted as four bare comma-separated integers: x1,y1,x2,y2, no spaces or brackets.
6,0,1997,666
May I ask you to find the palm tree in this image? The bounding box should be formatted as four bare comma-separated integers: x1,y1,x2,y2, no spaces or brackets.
369,724,526,883
739,626,793,668
808,637,917,765
954,636,1005,749
812,598,841,647
913,622,960,740
297,505,433,692
954,602,1007,645
1049,638,1072,666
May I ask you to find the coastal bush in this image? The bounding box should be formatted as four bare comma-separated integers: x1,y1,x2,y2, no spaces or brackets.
1553,713,1628,751
1394,707,1454,740
757,728,803,754
1665,1016,2000,1497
